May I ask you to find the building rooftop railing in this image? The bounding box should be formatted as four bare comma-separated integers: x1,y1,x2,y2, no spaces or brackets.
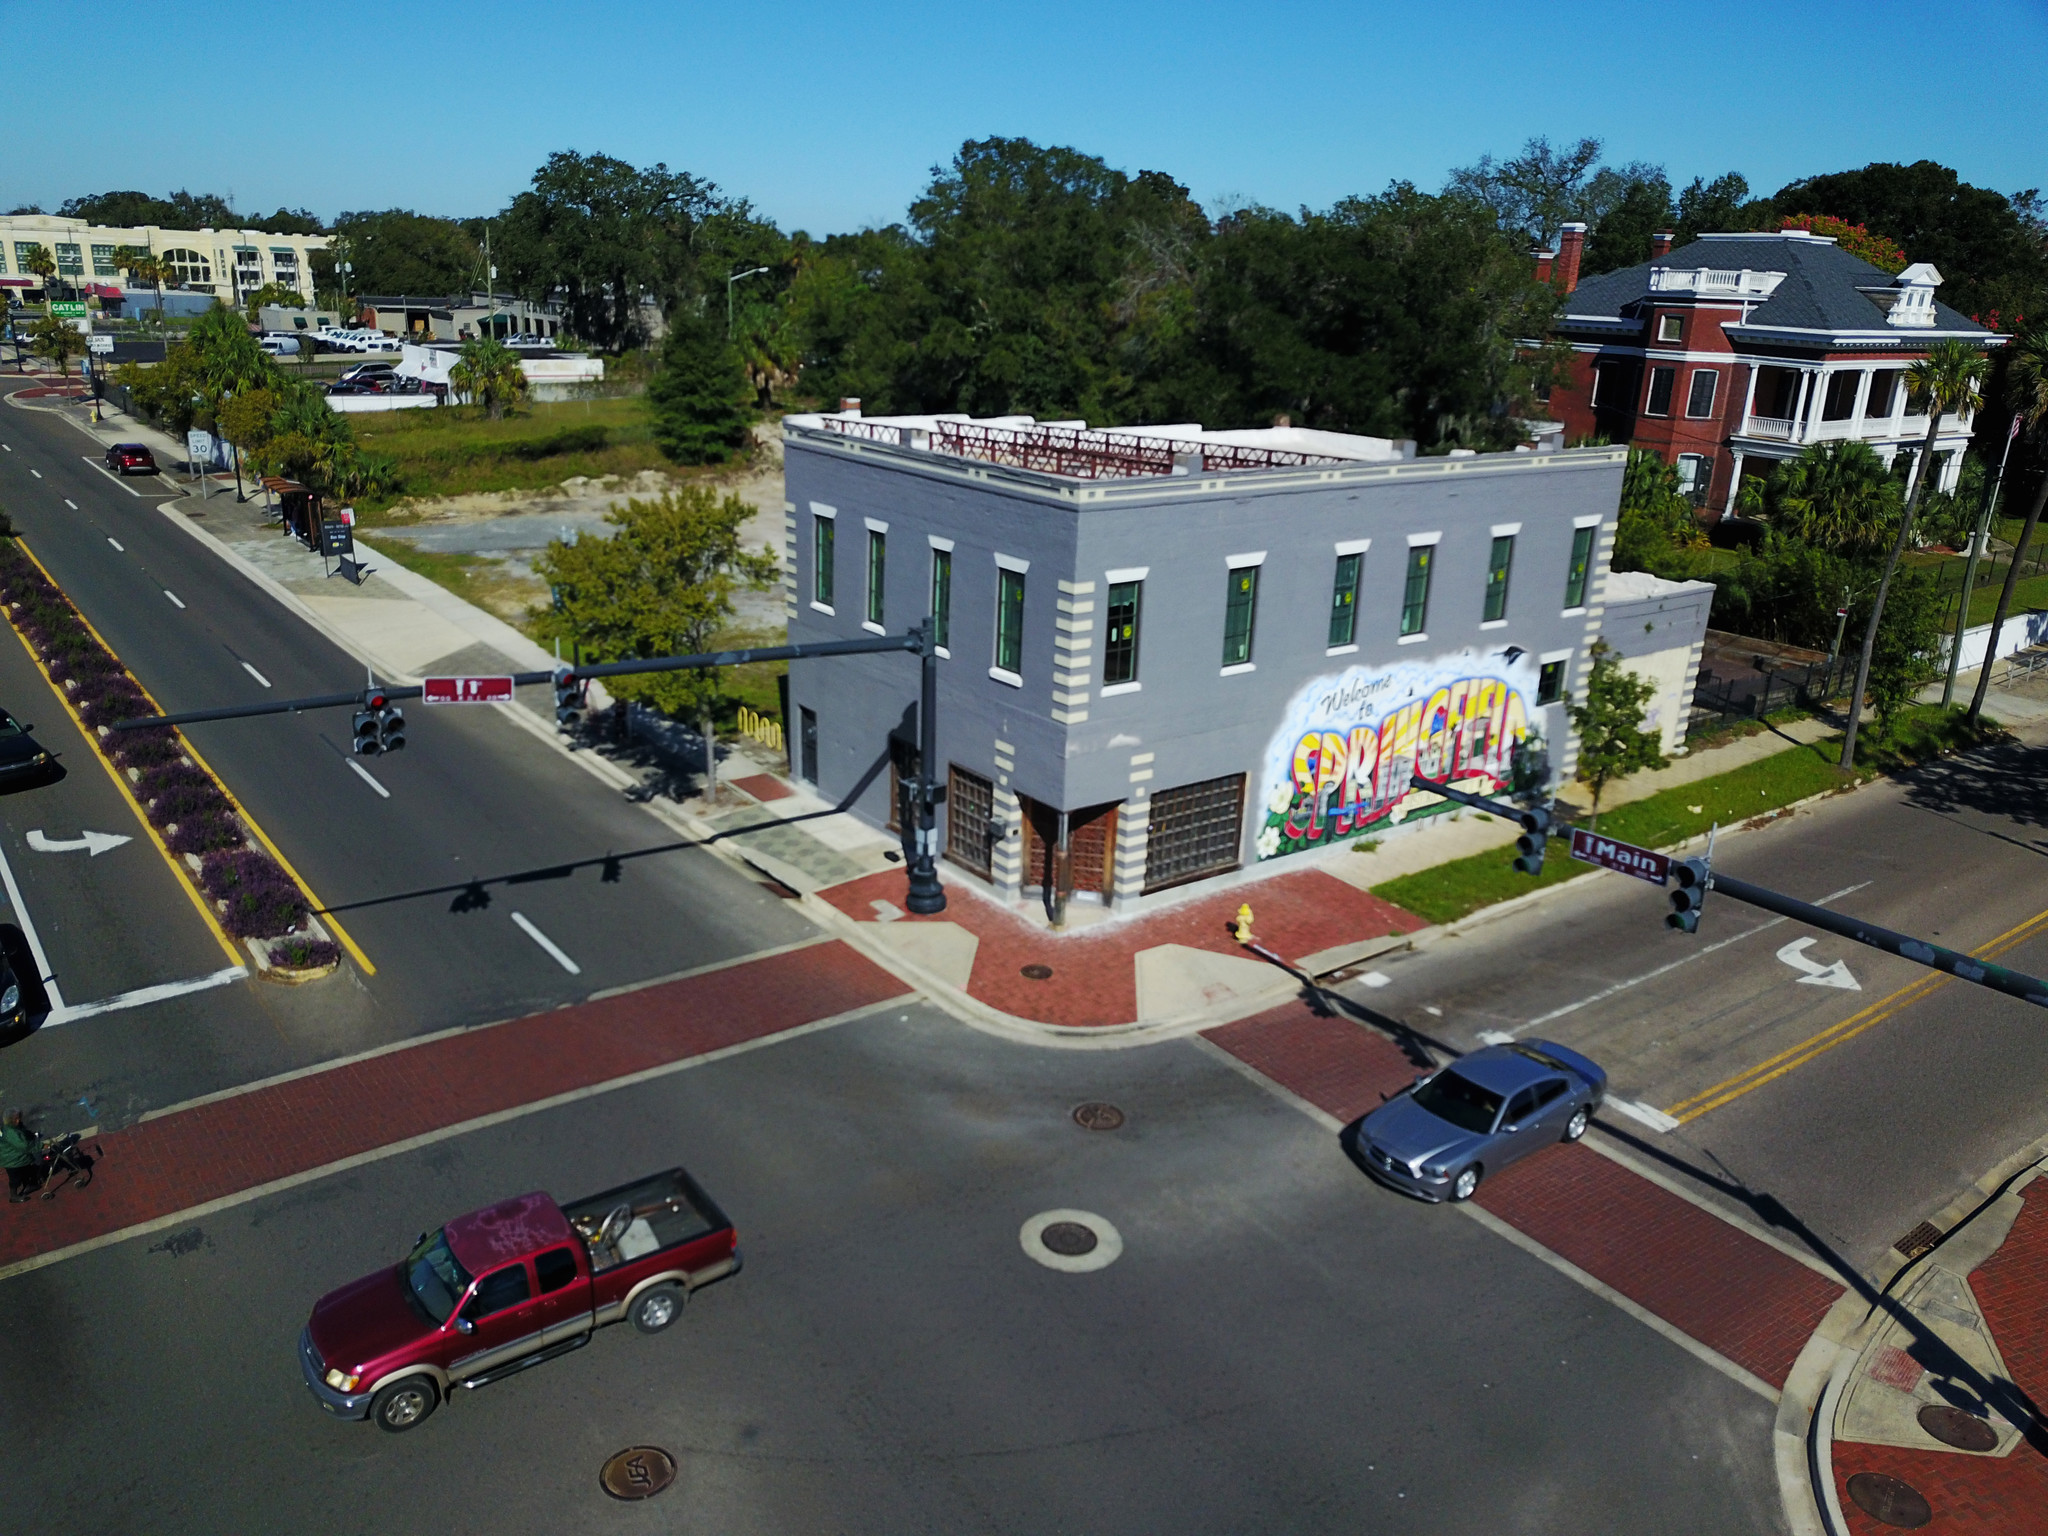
816,415,1348,479
1647,267,1786,296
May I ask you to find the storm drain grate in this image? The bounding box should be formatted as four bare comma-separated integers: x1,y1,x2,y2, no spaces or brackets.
1917,1403,1998,1452
1892,1221,1943,1260
1072,1102,1125,1131
1845,1472,1931,1528
1040,1221,1099,1257
601,1447,677,1501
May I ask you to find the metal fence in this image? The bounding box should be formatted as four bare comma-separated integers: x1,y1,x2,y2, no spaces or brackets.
1687,651,1857,736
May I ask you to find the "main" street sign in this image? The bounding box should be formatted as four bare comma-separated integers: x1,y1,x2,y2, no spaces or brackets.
1568,829,1670,886
422,675,515,705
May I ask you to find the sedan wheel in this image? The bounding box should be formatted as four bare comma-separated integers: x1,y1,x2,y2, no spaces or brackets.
1451,1165,1482,1202
1564,1105,1591,1142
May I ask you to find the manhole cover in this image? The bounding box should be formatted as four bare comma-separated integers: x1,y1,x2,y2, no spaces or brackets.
600,1446,677,1501
1020,964,1053,980
1073,1102,1125,1131
1040,1221,1098,1257
1917,1402,1999,1452
1845,1472,1932,1528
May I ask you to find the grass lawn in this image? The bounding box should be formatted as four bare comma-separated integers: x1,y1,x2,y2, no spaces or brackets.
351,397,690,519
359,539,547,628
1964,571,2048,628
1372,706,2000,927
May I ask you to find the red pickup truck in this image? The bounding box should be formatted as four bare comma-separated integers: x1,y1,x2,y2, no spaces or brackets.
299,1166,739,1432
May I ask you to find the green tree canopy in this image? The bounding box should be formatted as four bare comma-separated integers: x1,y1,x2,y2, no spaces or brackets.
330,209,480,295
646,309,753,463
1567,639,1667,828
449,337,528,420
58,188,239,228
1769,440,1902,555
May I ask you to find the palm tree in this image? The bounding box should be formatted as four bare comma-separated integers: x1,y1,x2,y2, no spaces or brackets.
1968,320,2048,727
1840,339,1986,767
449,337,527,420
1771,440,1901,555
21,243,56,300
112,246,166,325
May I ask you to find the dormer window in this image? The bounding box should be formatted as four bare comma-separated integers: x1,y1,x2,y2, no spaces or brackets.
1657,314,1684,343
1881,262,1942,329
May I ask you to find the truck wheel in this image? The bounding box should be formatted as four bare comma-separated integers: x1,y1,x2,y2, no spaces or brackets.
630,1285,683,1334
370,1376,439,1433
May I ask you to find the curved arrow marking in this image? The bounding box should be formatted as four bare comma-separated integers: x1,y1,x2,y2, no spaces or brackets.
26,829,132,857
1776,937,1860,990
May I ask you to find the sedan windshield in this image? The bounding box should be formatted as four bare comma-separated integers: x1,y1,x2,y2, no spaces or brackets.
1411,1070,1504,1135
405,1230,472,1325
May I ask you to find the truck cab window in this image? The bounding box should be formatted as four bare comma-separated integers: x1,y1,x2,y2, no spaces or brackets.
535,1247,579,1294
463,1262,532,1320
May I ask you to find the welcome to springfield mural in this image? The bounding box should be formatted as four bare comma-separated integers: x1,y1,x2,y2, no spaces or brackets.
1256,650,1541,861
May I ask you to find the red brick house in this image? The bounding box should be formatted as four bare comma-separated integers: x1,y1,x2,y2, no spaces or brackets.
1535,226,2004,520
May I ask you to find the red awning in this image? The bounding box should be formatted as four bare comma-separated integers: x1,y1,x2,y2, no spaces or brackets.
0,278,30,288
88,284,123,298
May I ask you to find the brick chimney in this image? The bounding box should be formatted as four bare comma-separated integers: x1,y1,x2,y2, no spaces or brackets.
1533,245,1556,285
1556,222,1587,293
1651,231,1674,258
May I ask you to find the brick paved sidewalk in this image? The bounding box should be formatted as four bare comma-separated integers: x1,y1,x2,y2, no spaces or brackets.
0,940,909,1276
818,865,1424,1027
1204,1000,1845,1393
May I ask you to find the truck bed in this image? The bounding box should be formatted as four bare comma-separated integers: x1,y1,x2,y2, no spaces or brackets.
562,1167,730,1275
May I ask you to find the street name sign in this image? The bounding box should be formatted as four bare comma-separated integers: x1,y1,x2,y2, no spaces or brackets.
1568,829,1670,886
422,675,515,705
87,333,113,355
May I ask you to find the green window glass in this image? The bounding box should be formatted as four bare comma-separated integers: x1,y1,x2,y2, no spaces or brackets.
1222,565,1259,666
1400,546,1433,636
1328,553,1360,646
1564,526,1594,608
995,569,1025,673
91,244,117,277
55,243,83,275
812,517,834,607
1103,581,1141,684
929,549,951,650
1537,660,1566,704
865,529,886,626
1484,536,1514,622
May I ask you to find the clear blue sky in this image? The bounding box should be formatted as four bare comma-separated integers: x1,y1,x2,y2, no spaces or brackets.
11,0,2046,232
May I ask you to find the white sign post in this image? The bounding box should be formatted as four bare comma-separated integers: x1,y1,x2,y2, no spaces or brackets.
186,430,213,499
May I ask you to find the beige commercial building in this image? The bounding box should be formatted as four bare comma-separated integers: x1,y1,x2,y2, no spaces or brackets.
0,213,327,309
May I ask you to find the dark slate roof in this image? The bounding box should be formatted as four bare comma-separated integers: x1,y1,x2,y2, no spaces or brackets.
1560,234,1991,337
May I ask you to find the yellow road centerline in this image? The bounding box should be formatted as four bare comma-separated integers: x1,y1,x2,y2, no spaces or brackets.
1663,901,2048,1124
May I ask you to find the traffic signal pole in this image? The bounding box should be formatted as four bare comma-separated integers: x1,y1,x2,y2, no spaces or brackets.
1406,772,1553,875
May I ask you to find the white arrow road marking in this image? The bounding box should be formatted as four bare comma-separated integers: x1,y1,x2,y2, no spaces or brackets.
242,661,271,688
107,537,124,551
511,911,581,974
163,589,184,609
26,829,132,856
345,759,389,798
1776,937,1861,990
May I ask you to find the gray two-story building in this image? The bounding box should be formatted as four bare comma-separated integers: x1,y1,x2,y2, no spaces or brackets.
783,412,1646,913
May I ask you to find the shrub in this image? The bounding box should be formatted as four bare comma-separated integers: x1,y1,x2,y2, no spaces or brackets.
268,936,339,970
205,853,308,938
112,728,182,768
168,811,244,855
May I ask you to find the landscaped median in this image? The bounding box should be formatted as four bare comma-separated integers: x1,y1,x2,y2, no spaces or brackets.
1373,707,2001,927
0,535,352,980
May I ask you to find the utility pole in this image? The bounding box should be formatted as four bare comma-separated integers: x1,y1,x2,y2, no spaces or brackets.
1942,413,2024,708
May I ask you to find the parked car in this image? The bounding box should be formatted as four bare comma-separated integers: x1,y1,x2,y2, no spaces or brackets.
1352,1039,1606,1203
0,709,51,782
337,362,397,385
505,334,551,348
104,442,158,475
300,1167,739,1433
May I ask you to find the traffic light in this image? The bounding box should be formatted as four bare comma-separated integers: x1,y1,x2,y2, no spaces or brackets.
353,689,384,756
553,668,585,728
376,699,406,753
1513,806,1550,875
1667,857,1710,932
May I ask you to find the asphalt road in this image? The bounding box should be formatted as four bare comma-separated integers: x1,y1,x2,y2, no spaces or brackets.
1341,727,2048,1276
0,393,815,1125
0,1003,1782,1534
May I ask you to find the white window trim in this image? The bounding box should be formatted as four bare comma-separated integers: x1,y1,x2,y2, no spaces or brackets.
1219,661,1257,677
861,620,886,636
864,516,889,534
989,666,1023,688
1539,648,1573,664
1104,565,1149,583
1325,643,1359,657
1479,619,1509,631
935,647,952,660
1333,538,1371,556
810,600,836,616
1406,531,1443,547
1397,632,1430,646
1572,514,1603,529
1225,550,1267,569
1685,369,1720,419
809,502,837,520
1658,315,1684,343
994,552,1030,574
1489,522,1522,537
1560,606,1588,619
1099,681,1142,697
927,534,954,552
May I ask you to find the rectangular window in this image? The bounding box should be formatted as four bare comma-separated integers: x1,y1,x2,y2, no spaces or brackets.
1685,369,1719,419
1675,453,1713,506
13,243,38,274
55,243,83,275
1222,566,1259,665
812,517,834,607
1645,367,1676,417
995,569,1025,674
929,549,951,650
799,707,818,782
1823,371,1862,421
1142,774,1246,893
1483,536,1514,622
1103,581,1141,685
1400,546,1432,636
90,244,117,277
1657,314,1683,343
1537,660,1566,705
1328,553,1361,646
1564,526,1595,608
1865,370,1899,417
945,765,995,876
865,529,886,626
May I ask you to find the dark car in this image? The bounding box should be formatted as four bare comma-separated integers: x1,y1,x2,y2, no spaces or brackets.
337,362,397,386
1353,1039,1607,1203
0,710,50,782
105,443,158,475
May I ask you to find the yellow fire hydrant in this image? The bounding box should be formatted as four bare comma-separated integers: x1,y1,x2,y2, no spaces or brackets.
1232,903,1255,945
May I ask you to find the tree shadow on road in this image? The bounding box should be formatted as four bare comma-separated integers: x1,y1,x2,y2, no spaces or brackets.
1898,733,2048,856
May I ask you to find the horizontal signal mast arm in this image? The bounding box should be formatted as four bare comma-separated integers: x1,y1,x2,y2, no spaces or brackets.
108,633,924,732
1406,771,1541,828
1709,871,2048,1010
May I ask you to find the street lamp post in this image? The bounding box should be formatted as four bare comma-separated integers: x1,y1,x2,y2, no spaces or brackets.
726,266,770,339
